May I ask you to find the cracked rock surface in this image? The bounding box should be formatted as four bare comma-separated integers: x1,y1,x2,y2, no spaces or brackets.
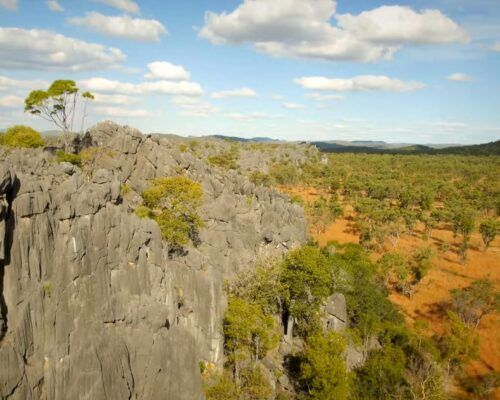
0,122,307,400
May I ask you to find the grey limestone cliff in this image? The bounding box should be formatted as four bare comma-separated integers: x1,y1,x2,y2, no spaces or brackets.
0,122,307,400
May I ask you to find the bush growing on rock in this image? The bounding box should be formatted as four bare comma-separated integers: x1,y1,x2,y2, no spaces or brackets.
136,176,203,250
1,125,44,148
55,150,82,167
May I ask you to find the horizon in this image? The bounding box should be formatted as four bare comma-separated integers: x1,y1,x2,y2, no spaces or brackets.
1,0,499,144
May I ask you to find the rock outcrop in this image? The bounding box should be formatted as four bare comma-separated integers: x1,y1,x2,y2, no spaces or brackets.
0,122,307,400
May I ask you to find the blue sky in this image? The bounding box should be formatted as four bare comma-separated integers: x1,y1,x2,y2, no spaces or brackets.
0,0,499,143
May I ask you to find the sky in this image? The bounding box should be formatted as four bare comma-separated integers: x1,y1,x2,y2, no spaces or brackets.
0,0,499,144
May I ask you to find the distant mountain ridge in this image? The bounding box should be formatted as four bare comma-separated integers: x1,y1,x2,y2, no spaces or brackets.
312,140,500,156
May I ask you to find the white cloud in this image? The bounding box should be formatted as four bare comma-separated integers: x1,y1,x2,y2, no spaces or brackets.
199,0,468,62
211,87,257,99
46,0,64,12
295,75,425,92
305,93,345,101
93,0,140,14
336,6,469,45
145,61,190,81
447,73,473,82
0,95,24,108
281,102,304,110
80,77,203,96
0,27,125,71
0,75,48,92
93,106,157,118
69,12,167,42
492,42,500,52
171,97,218,117
92,93,137,105
227,111,273,121
0,0,17,10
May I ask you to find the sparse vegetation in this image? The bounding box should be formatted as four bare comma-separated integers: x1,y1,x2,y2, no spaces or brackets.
136,176,203,251
55,150,82,167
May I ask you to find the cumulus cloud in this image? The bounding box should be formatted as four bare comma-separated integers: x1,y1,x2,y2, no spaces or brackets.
305,93,344,101
93,106,157,118
0,95,24,108
211,87,257,99
46,0,64,12
145,61,190,81
0,0,17,10
0,75,48,91
281,102,304,110
199,0,469,62
447,73,473,82
0,27,125,71
294,75,425,92
92,93,137,105
93,0,140,14
171,97,218,117
80,77,203,96
69,12,167,42
336,6,469,45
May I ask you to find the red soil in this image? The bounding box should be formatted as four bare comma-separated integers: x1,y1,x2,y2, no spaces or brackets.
280,186,500,399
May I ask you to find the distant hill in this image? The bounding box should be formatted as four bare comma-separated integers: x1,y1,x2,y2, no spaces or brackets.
209,134,280,143
313,140,500,156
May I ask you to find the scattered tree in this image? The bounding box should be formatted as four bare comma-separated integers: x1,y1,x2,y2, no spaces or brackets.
479,218,499,252
449,280,500,328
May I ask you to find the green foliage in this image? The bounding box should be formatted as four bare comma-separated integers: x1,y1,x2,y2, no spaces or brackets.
204,371,241,400
138,176,203,249
249,171,272,186
353,346,409,400
224,297,279,362
207,145,239,170
437,311,479,373
410,247,435,283
24,79,94,132
1,125,44,148
449,280,500,328
230,260,286,315
268,162,299,185
479,218,499,251
308,195,343,233
55,150,82,167
281,245,333,337
297,332,350,400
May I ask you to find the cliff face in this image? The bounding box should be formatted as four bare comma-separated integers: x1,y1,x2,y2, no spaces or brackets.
0,122,307,400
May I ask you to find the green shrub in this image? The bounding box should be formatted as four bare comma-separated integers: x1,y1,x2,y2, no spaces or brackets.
207,145,239,170
1,125,44,148
297,332,350,400
224,296,279,362
204,371,241,400
138,176,203,249
55,150,82,167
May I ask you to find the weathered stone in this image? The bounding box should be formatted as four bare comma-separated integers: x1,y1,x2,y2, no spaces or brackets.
0,122,307,400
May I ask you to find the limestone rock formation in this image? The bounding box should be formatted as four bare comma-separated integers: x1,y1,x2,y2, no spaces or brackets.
0,122,307,400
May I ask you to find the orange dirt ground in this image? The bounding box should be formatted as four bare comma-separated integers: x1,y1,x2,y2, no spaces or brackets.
280,186,500,399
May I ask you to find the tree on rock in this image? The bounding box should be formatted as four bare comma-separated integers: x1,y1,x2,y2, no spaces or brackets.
24,79,94,132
